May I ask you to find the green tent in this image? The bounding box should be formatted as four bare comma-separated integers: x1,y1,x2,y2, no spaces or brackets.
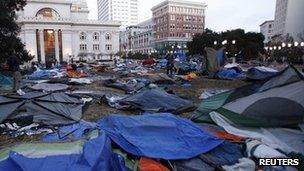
192,66,304,127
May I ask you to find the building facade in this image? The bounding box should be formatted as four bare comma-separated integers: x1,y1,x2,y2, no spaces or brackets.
151,0,206,54
17,0,121,64
119,19,155,54
260,20,274,43
98,0,138,28
273,0,304,40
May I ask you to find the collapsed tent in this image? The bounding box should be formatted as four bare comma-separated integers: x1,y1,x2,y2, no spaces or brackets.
146,73,175,84
192,66,304,127
30,83,69,92
104,79,148,94
118,88,194,113
0,133,128,171
98,113,223,160
246,66,278,81
0,92,84,125
29,69,63,79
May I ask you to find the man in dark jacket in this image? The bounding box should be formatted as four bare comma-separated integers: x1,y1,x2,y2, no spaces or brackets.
7,55,22,92
166,53,174,76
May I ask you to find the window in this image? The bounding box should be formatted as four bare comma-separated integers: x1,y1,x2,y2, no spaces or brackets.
79,44,87,51
93,44,100,51
80,32,86,40
93,32,100,40
105,33,111,40
36,8,60,18
106,44,112,51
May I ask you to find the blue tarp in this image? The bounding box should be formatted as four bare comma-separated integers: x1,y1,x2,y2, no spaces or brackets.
216,49,225,66
43,121,97,142
29,69,61,79
217,68,245,79
98,113,223,160
0,133,128,171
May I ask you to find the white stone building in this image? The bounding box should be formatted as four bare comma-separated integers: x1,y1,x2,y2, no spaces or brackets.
260,20,274,43
119,19,155,54
273,0,304,40
98,0,138,28
17,0,121,65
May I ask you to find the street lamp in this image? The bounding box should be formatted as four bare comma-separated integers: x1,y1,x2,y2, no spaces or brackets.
232,40,236,44
301,42,304,47
264,47,269,50
214,41,218,45
269,47,273,51
222,40,227,45
294,42,299,47
278,46,282,50
273,46,277,50
288,43,292,48
282,43,286,48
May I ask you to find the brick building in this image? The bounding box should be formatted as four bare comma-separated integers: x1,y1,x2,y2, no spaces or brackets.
151,0,206,54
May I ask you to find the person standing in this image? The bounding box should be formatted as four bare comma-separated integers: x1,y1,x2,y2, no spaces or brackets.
166,53,174,76
7,54,22,93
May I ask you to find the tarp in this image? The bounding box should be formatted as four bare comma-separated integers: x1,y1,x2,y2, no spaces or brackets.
0,92,84,125
118,88,194,113
0,133,128,171
205,47,220,73
98,113,223,160
193,66,304,127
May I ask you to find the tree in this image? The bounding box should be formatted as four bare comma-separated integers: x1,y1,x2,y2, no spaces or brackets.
187,28,265,59
0,0,33,63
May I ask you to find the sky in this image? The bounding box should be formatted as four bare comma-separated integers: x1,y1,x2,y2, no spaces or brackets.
87,0,276,32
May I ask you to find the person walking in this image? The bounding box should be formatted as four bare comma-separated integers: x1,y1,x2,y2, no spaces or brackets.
7,54,22,93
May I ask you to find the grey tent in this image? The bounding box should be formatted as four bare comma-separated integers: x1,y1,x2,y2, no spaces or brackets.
118,88,194,113
0,92,84,125
30,83,69,92
192,66,304,127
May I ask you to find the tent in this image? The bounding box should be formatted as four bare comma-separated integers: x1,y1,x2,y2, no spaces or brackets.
118,88,194,113
30,83,69,92
98,113,223,160
0,92,84,125
0,74,12,90
192,66,304,127
246,66,278,81
0,132,128,171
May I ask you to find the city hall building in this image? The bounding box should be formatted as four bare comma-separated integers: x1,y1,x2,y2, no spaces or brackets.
17,0,121,64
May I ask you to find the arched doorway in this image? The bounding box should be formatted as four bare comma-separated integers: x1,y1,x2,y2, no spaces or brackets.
35,8,63,67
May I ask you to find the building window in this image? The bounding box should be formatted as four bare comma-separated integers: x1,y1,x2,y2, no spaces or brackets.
93,44,100,51
105,33,111,40
80,32,86,40
106,44,112,51
93,32,100,40
80,44,87,51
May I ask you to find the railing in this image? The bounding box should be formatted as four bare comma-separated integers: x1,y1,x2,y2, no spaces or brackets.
17,16,121,26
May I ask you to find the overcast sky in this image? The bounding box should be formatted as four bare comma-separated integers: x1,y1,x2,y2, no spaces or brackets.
87,0,276,32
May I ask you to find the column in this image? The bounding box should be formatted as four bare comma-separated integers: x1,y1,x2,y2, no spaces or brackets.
54,29,60,62
39,30,45,64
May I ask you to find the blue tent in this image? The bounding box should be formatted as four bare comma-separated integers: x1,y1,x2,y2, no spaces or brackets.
98,113,223,160
0,74,12,90
0,133,128,171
